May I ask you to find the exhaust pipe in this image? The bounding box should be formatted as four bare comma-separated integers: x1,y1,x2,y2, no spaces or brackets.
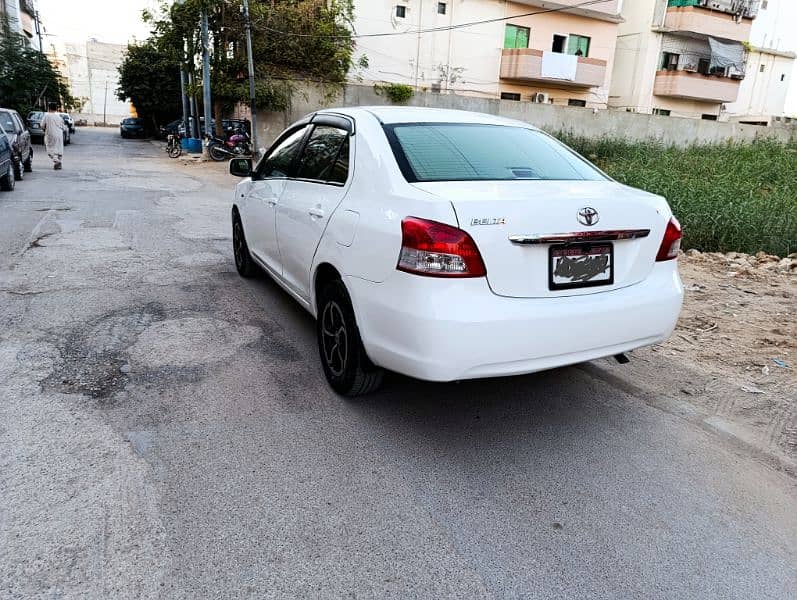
614,353,630,364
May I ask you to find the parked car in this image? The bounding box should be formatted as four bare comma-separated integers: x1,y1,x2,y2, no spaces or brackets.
26,110,70,145
60,113,76,134
0,107,33,180
229,107,684,396
120,117,146,138
0,122,16,192
26,111,44,143
158,118,182,140
178,117,215,138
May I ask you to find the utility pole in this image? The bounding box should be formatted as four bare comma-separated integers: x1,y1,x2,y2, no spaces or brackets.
103,78,108,126
180,65,190,139
242,0,258,157
201,9,213,154
34,11,44,55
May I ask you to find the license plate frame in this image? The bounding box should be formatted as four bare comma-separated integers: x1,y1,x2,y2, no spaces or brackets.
548,242,614,291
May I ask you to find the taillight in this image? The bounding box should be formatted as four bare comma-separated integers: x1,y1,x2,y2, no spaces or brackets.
656,216,682,261
397,217,486,277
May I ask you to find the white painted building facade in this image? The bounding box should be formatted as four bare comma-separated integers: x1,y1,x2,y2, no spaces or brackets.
725,0,797,122
351,1,624,108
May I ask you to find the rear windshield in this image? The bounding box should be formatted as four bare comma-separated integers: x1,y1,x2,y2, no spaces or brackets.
0,111,15,131
123,118,143,125
384,123,606,183
28,111,43,120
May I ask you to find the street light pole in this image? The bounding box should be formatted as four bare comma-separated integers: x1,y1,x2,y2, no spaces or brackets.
201,9,213,152
241,0,258,158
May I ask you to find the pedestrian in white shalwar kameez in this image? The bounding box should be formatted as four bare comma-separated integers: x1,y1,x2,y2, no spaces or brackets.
42,102,65,170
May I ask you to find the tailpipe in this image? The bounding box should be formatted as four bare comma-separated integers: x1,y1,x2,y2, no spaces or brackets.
614,353,630,365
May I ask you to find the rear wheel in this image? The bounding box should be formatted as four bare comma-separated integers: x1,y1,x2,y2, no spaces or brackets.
168,143,182,158
0,168,15,192
23,149,32,172
208,142,227,162
317,280,383,397
232,210,256,278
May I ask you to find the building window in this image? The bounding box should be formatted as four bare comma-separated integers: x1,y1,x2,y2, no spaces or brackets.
760,64,766,72
552,34,567,53
701,114,718,121
501,92,521,101
568,99,587,107
698,58,711,75
504,24,530,49
437,2,446,15
653,109,671,116
661,52,680,71
567,35,591,57
762,0,768,8
395,5,406,18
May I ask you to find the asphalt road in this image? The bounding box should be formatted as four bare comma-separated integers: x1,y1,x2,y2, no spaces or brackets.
1,128,794,599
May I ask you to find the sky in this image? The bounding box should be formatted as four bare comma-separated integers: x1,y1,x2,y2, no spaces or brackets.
37,0,159,45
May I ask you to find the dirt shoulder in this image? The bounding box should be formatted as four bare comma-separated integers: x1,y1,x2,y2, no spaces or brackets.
623,251,796,475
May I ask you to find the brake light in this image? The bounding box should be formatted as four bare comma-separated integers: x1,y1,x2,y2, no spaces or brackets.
656,216,682,261
397,217,486,277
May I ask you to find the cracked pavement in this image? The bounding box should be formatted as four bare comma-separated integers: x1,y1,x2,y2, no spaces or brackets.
0,129,795,599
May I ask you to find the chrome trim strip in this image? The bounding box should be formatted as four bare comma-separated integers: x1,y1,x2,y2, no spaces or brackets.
509,229,651,245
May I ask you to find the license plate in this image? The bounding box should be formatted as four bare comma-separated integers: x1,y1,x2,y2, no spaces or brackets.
549,243,614,290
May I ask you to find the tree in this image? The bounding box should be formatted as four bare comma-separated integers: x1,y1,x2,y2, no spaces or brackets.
0,19,76,115
116,0,358,134
117,40,181,131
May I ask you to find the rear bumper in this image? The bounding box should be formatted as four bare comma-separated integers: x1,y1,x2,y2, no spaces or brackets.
346,262,683,382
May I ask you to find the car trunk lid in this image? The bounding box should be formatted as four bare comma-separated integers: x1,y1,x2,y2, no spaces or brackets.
412,180,670,298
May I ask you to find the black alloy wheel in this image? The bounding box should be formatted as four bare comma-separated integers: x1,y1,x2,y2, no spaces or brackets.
232,211,255,278
317,280,383,396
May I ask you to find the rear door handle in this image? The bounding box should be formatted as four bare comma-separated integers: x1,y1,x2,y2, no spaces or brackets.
309,208,325,218
267,199,278,207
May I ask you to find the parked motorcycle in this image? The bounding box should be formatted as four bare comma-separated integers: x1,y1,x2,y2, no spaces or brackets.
207,129,252,161
166,133,182,158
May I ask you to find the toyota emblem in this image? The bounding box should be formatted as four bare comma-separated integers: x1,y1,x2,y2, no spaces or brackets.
578,207,599,227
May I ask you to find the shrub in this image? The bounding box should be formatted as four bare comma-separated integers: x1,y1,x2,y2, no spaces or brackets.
374,83,414,104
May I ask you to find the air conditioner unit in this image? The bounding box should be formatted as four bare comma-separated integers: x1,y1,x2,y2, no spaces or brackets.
431,82,442,93
683,64,698,72
533,92,549,104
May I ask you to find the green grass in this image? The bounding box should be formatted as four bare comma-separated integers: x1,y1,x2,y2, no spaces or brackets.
555,134,797,257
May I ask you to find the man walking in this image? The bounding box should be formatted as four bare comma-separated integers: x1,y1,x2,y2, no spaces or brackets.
42,103,65,170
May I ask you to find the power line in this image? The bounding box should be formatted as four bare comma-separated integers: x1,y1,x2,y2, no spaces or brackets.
255,0,618,40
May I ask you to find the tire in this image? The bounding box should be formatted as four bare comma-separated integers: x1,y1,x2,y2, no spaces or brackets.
23,149,32,172
317,280,384,397
168,144,182,158
0,168,15,192
232,210,256,278
208,142,227,162
13,158,23,181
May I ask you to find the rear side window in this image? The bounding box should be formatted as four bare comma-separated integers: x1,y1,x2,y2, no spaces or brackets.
385,123,606,183
0,111,15,132
259,126,308,178
296,125,349,184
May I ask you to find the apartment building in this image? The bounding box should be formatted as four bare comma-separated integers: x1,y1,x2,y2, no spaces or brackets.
0,0,41,50
609,0,759,120
352,1,624,108
725,0,796,123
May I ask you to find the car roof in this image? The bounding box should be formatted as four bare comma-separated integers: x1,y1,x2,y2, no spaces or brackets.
318,106,538,129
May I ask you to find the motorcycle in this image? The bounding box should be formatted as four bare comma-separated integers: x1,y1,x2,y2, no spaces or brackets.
207,129,252,161
166,133,182,158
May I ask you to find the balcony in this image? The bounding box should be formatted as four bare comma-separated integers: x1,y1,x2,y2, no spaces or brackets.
511,1,623,22
500,49,607,88
653,70,742,103
664,5,754,42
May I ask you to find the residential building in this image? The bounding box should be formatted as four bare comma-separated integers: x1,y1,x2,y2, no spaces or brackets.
0,0,41,50
352,1,624,108
47,39,132,125
609,0,759,120
725,0,796,123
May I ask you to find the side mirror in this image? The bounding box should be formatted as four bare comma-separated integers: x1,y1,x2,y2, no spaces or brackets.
229,158,252,178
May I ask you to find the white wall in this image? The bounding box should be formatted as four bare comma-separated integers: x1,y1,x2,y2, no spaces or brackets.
726,0,797,117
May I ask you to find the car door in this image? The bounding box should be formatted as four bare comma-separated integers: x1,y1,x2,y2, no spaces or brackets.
240,124,310,275
276,117,352,301
12,112,30,159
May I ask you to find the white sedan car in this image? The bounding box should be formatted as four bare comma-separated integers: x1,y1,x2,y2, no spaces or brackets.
230,107,683,396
